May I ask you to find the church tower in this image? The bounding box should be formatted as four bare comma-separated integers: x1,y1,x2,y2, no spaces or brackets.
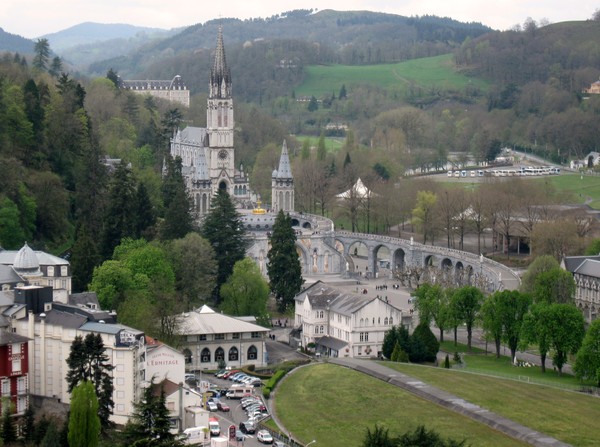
271,140,294,212
207,26,235,193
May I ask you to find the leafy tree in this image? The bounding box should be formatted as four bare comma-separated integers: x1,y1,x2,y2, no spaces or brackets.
519,255,560,294
547,304,585,375
382,325,411,360
221,257,269,316
307,95,318,112
521,303,553,373
410,323,439,363
201,189,248,303
89,260,134,311
412,190,437,244
575,319,600,386
33,38,50,71
532,267,575,304
122,379,181,447
480,292,504,358
68,381,100,447
268,210,303,312
450,286,484,351
584,238,600,256
412,283,450,342
0,197,26,248
316,132,326,161
166,232,217,311
66,333,115,430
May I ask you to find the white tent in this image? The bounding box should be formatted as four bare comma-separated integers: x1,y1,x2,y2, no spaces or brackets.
336,178,373,199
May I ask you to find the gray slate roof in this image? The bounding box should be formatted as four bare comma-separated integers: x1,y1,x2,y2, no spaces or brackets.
563,255,600,273
179,305,269,335
0,331,29,345
574,259,600,278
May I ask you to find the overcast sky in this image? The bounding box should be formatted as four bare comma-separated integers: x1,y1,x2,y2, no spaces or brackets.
2,0,598,39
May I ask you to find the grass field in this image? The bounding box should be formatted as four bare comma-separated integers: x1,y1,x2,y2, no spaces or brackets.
531,172,600,209
274,362,599,446
294,54,489,98
294,134,345,153
382,362,600,446
275,363,528,447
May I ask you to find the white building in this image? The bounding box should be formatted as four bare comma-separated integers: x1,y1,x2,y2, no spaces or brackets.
0,242,71,302
178,305,269,372
151,378,209,433
294,281,404,358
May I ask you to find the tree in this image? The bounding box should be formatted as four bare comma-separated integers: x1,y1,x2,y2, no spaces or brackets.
33,38,50,71
531,267,575,304
397,425,467,447
497,290,531,360
68,381,100,447
201,189,248,303
339,84,347,100
412,283,450,342
480,292,504,358
412,191,437,244
362,424,395,447
40,421,61,447
66,333,114,430
267,210,303,312
547,304,585,375
520,255,560,294
122,379,181,447
221,257,269,317
307,95,318,112
0,197,26,248
410,323,439,363
450,286,484,351
584,238,600,256
167,232,217,311
134,182,157,239
316,132,326,161
521,303,553,373
1,401,17,445
575,319,600,386
382,325,411,360
48,56,63,78
160,157,194,240
71,223,102,292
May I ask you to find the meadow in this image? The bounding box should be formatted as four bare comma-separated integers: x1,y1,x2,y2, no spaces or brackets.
294,54,489,98
272,361,598,447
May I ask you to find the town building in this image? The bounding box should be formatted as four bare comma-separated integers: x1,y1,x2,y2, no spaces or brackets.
293,281,404,358
0,331,29,417
151,378,208,434
0,242,71,302
178,305,269,372
118,75,190,107
562,255,600,323
583,78,600,95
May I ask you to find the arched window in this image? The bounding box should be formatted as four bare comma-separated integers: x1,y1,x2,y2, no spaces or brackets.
229,347,238,361
389,317,393,325
215,347,225,362
247,345,258,360
201,348,211,363
183,349,192,364
384,317,389,325
360,318,364,327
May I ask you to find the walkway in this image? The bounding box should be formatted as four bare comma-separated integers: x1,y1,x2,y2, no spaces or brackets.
329,357,571,447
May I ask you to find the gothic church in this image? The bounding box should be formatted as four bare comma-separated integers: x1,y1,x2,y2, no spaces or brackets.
169,28,293,217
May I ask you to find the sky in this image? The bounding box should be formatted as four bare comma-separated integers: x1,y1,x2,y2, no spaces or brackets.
2,0,598,39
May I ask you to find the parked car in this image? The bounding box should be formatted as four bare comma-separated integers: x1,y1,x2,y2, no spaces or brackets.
222,369,240,379
274,442,288,447
257,430,274,444
217,401,230,412
206,401,218,412
214,369,226,377
239,421,256,434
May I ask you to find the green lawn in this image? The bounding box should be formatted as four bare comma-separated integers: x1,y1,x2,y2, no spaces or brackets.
381,362,600,446
531,173,600,209
274,363,528,447
295,54,489,98
294,134,345,153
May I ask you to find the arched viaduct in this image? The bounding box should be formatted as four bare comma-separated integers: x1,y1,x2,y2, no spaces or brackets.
246,213,520,291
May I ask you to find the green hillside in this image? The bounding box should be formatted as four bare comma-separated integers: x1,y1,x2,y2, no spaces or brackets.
295,54,490,98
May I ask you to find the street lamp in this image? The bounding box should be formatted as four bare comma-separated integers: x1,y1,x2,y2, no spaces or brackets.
306,441,317,447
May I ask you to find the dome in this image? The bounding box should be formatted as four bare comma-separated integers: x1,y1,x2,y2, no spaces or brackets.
14,242,39,270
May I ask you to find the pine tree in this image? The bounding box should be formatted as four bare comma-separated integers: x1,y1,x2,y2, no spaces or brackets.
66,333,115,430
71,223,101,292
267,210,304,312
1,402,17,444
33,38,50,71
316,132,327,161
68,381,100,447
201,189,248,303
134,182,157,239
161,157,194,241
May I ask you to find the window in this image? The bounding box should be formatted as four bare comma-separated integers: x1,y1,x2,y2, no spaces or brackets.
116,364,124,372
47,266,54,276
389,317,393,325
17,396,27,414
199,334,207,341
232,333,240,339
116,378,125,386
228,347,238,361
384,317,389,325
116,404,125,412
1,379,9,396
61,266,68,276
251,332,261,339
116,391,125,399
183,349,192,364
247,345,258,360
214,334,224,340
116,351,124,359
215,348,225,361
201,348,211,363
16,377,26,394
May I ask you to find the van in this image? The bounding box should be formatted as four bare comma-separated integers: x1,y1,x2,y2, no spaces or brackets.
226,385,254,399
182,426,208,445
208,417,220,437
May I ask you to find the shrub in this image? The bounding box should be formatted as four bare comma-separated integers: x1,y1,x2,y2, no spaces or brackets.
444,354,450,369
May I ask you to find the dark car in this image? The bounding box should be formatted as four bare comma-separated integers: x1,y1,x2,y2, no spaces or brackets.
239,421,256,434
217,401,230,412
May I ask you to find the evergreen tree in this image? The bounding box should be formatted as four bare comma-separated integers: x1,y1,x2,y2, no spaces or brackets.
410,323,440,363
40,421,60,447
106,68,120,89
33,38,50,71
316,132,327,161
68,381,100,447
339,84,347,99
134,182,157,239
21,404,35,442
66,333,115,430
161,157,194,240
48,56,63,78
307,95,318,112
100,161,137,258
122,379,181,447
201,189,248,303
267,210,303,312
71,223,101,292
1,402,17,444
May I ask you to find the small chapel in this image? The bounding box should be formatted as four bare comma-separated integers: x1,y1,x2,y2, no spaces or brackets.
169,27,293,218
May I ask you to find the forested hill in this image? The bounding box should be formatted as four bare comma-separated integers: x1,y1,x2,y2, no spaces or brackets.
455,20,600,89
85,10,491,100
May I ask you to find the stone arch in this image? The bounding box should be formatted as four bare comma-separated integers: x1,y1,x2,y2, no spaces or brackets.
424,255,437,267
441,258,453,270
183,348,192,364
247,345,258,361
302,221,312,229
215,347,225,362
228,346,238,361
392,248,406,271
200,347,211,363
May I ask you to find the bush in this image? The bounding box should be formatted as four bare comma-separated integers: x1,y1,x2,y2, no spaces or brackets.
444,354,450,369
454,351,462,364
410,323,440,363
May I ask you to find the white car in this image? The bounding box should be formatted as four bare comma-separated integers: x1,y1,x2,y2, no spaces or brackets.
206,401,218,412
257,430,273,444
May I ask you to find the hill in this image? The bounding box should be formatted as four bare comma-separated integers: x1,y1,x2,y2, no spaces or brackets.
0,27,34,54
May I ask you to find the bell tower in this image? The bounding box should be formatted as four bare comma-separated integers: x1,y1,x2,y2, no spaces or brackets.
207,26,235,192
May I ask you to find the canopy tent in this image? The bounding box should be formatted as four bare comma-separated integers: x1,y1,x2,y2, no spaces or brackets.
336,178,374,199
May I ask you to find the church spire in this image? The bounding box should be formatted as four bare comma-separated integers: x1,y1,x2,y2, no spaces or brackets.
209,26,231,99
276,140,293,179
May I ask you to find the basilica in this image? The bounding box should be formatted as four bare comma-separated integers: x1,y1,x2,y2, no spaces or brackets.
169,28,294,218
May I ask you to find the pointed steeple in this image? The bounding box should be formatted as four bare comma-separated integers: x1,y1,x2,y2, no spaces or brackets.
209,26,231,99
276,140,293,179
